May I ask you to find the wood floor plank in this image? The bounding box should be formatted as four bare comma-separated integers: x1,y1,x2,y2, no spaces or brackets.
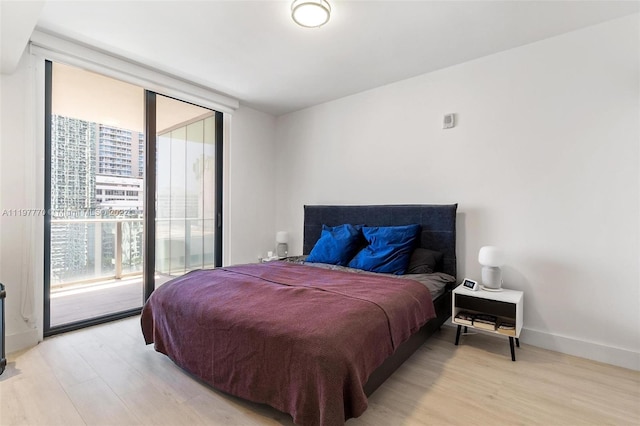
90,319,214,404
72,339,150,396
184,392,291,426
65,377,141,425
0,351,86,426
119,384,208,426
36,336,99,390
0,374,87,426
1,317,638,426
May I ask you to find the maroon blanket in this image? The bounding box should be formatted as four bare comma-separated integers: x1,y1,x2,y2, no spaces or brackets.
141,262,435,425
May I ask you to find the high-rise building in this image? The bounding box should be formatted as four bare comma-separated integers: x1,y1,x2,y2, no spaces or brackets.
51,116,97,214
97,124,144,177
96,124,144,215
138,133,145,178
50,115,97,283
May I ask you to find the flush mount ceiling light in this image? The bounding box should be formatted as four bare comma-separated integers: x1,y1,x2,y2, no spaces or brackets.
291,0,331,28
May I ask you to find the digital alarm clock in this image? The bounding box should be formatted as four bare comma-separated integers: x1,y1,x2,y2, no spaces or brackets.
462,278,479,291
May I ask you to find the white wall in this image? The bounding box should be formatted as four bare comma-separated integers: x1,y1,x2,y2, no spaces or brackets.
275,15,640,370
0,49,43,351
227,106,278,265
0,50,278,353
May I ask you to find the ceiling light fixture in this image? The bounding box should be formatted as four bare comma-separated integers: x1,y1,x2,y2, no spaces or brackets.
291,0,331,28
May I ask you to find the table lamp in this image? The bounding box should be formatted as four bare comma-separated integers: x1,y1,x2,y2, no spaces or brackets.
276,231,289,258
478,246,504,291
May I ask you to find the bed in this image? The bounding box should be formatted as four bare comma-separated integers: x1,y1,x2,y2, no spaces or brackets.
141,204,457,425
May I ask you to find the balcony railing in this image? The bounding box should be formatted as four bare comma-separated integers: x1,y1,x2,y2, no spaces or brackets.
50,217,216,289
50,218,143,288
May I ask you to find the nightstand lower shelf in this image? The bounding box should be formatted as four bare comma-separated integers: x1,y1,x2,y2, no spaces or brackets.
454,324,520,361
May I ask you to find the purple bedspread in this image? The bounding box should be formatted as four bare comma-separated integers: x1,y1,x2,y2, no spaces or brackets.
141,262,435,425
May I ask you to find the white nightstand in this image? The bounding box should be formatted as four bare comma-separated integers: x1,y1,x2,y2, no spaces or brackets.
452,285,523,361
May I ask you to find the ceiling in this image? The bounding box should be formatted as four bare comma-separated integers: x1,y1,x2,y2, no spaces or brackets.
3,1,639,116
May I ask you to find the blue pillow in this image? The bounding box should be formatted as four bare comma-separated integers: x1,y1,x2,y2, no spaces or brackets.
306,224,363,266
348,224,420,275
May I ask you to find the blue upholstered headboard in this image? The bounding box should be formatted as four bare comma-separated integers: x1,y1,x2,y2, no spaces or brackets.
303,204,457,278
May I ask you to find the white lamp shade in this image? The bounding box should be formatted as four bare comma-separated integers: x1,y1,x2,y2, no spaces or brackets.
276,231,289,244
478,246,504,267
291,0,331,28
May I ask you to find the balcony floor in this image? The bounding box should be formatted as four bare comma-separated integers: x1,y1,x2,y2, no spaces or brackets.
50,275,173,327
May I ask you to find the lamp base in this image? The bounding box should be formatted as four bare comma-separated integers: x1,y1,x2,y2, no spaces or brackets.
481,285,503,292
481,266,502,291
276,243,288,259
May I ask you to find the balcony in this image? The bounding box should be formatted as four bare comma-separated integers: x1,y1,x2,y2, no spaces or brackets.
50,217,144,327
50,217,214,327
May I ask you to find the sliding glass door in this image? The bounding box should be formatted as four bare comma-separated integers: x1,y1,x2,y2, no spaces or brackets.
45,62,145,332
45,62,223,336
153,95,220,287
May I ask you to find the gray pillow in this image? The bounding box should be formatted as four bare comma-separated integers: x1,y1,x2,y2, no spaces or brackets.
406,248,443,274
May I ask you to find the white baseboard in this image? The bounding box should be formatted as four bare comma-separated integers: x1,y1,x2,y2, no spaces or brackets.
445,321,639,371
521,327,639,371
6,328,39,354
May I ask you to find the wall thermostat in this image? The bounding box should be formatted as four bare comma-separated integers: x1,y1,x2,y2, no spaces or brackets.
461,278,479,291
443,113,455,129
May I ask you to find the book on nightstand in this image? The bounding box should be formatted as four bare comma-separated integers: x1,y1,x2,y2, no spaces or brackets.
497,321,516,336
454,312,474,326
472,314,497,331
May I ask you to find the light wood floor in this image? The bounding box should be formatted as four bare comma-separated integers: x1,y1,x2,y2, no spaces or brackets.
1,317,638,425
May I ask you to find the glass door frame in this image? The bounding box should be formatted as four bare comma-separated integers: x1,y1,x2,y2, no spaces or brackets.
143,91,223,303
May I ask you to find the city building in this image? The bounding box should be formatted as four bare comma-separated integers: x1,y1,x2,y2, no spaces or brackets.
50,116,145,284
50,115,97,284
